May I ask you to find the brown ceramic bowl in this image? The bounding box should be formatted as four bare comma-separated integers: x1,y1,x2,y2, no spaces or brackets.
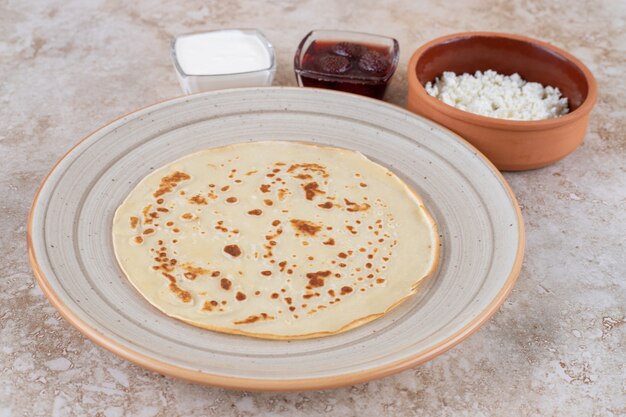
407,32,597,171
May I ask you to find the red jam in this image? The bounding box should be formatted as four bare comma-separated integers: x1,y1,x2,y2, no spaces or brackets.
295,40,398,99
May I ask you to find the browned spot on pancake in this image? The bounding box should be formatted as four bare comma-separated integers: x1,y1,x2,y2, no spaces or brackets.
376,278,386,284
220,278,232,290
223,244,241,257
162,272,192,303
271,292,279,299
169,284,192,302
340,286,353,295
285,297,293,305
359,182,367,187
226,197,238,203
247,209,262,216
338,252,348,259
188,194,208,205
143,228,155,235
233,313,274,325
346,225,357,234
259,184,271,193
156,198,164,204
182,265,209,280
245,170,258,176
263,199,274,206
153,171,191,197
215,221,228,233
287,163,328,178
290,219,322,236
303,182,325,200
236,291,247,301
317,201,333,209
272,220,281,226
133,236,143,244
156,207,169,213
344,198,371,212
323,238,335,246
142,205,153,224
289,306,296,312
294,173,312,180
278,188,289,200
211,271,220,277
303,293,318,299
202,300,219,311
261,270,272,276
306,270,331,288
207,191,218,199
181,213,194,220
221,185,230,192
129,216,139,229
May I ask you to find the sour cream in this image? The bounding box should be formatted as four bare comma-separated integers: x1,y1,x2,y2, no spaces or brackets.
172,29,275,94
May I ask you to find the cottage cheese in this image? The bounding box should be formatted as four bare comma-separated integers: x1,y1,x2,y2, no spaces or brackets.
425,70,569,121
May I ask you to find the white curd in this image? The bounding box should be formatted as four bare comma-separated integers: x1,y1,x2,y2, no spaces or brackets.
425,70,569,121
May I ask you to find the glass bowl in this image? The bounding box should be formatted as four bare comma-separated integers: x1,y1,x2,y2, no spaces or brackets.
171,29,276,94
294,30,399,99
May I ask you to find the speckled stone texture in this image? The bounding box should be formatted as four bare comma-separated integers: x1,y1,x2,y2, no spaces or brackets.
1,0,624,415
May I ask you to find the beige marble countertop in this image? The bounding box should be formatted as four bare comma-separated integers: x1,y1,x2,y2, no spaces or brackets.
1,0,625,415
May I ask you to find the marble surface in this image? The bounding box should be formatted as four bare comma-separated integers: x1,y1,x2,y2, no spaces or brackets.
1,0,624,415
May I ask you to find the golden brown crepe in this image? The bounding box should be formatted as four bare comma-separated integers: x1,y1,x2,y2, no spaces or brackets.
112,141,439,339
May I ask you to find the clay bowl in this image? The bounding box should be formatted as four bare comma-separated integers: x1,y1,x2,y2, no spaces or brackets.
407,32,597,171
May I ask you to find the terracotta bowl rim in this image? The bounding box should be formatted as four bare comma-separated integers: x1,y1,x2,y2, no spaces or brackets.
407,31,598,131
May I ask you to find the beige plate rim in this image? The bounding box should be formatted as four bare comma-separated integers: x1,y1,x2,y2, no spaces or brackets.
27,87,525,391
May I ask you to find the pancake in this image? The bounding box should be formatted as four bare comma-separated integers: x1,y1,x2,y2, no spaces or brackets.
112,141,439,339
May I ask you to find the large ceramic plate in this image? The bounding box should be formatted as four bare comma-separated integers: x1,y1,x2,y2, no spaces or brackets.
28,87,524,391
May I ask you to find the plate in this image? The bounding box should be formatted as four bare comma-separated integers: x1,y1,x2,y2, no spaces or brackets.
28,87,524,391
